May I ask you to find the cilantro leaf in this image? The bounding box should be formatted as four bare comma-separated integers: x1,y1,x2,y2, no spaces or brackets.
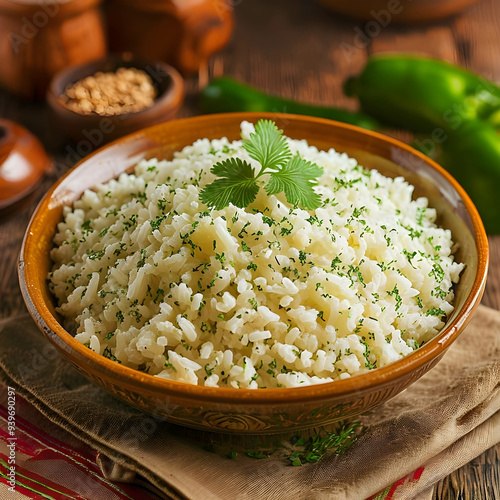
266,155,323,209
243,119,291,170
200,120,324,210
200,158,259,209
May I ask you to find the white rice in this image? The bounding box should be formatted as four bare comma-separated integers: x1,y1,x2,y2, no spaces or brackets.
49,121,464,388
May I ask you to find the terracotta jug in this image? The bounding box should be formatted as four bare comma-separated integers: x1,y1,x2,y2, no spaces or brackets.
0,0,107,99
105,0,234,75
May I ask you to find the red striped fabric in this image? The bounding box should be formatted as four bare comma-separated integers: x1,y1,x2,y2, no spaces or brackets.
0,388,163,500
0,454,84,499
367,466,426,500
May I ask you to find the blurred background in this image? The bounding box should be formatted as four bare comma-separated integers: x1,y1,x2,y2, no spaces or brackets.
0,0,499,497
0,0,497,152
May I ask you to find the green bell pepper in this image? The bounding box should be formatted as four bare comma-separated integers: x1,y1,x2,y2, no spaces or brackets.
200,76,379,130
345,54,500,233
344,54,500,133
436,120,500,234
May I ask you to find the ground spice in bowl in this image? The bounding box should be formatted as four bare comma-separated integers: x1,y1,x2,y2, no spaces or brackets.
60,67,157,116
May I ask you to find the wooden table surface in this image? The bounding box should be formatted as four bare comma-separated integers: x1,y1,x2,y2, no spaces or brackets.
1,0,499,498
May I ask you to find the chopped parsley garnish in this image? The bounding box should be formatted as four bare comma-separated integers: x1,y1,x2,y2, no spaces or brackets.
153,289,165,304
248,298,258,310
102,347,118,362
241,241,251,252
425,307,446,317
87,249,105,260
246,451,269,459
286,422,360,466
137,248,147,268
387,284,402,311
81,220,93,235
150,214,168,231
429,263,445,283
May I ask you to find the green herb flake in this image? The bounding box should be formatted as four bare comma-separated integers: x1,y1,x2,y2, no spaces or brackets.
81,220,93,234
87,249,106,260
102,347,118,362
429,263,445,283
150,214,168,231
154,289,165,304
241,241,251,252
248,298,258,310
137,248,147,268
425,307,446,317
246,451,269,459
387,284,402,311
286,421,360,466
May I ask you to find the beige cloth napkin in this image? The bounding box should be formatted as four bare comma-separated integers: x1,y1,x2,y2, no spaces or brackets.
0,305,499,500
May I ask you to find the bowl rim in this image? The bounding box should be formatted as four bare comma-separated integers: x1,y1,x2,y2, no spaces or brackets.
19,112,489,405
46,53,185,123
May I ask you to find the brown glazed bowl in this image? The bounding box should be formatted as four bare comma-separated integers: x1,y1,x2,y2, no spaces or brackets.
19,113,488,434
318,0,479,23
46,54,184,144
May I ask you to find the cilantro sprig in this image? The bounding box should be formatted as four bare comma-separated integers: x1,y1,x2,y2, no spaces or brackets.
286,421,360,466
241,420,361,466
200,120,323,210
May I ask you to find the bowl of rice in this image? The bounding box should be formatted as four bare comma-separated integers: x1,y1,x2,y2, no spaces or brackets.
19,113,488,433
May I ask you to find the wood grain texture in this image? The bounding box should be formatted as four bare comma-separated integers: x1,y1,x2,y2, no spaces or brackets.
0,0,499,496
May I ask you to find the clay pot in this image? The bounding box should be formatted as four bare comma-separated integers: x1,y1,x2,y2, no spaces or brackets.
105,0,234,75
0,0,107,99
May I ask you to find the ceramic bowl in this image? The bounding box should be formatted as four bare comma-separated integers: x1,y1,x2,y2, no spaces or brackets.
318,0,479,23
46,54,184,145
19,113,488,434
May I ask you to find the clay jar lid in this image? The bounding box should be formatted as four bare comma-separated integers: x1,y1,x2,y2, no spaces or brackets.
0,119,51,215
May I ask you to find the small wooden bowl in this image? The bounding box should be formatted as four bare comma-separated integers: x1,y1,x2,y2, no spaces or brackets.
19,113,488,434
318,0,479,23
46,54,184,145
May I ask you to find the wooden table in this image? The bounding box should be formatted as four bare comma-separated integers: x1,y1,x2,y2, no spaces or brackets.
1,0,499,498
